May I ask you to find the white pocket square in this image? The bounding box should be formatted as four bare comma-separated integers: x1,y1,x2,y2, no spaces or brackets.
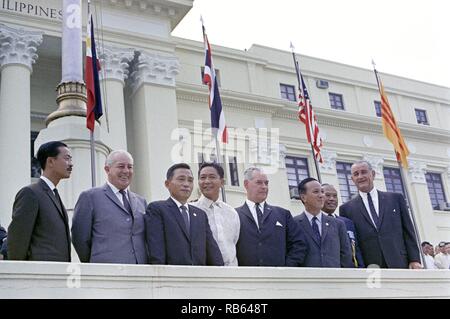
276,221,283,227
393,209,397,213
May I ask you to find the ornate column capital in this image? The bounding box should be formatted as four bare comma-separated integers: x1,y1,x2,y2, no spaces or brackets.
129,51,179,93
363,154,384,177
408,160,427,184
98,45,135,85
319,150,337,174
0,24,43,72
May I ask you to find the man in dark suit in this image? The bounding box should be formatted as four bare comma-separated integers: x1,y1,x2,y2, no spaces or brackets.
145,163,223,266
72,150,148,264
294,178,353,268
321,183,365,268
8,141,73,261
0,224,6,260
236,167,306,266
339,160,421,269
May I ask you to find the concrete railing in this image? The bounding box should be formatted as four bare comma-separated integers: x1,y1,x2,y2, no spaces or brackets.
0,261,449,298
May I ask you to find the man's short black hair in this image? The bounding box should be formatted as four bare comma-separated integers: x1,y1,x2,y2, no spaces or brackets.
198,162,224,179
298,177,318,197
166,163,191,180
421,241,432,247
36,141,68,170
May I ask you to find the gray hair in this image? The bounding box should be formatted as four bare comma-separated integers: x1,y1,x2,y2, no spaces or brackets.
105,150,133,166
352,160,373,171
243,166,264,181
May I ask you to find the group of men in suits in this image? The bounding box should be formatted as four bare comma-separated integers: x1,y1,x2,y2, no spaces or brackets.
4,140,422,269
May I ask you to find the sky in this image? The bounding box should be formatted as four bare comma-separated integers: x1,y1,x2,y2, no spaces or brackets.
172,0,450,88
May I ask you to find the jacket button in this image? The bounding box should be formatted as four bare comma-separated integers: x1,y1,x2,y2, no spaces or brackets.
126,218,130,222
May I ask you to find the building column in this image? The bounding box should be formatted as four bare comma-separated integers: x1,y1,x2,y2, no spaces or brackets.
127,50,180,201
406,160,437,244
98,45,134,151
0,24,43,226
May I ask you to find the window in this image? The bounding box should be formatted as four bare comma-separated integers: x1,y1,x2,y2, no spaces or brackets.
285,156,310,199
374,101,382,117
425,172,447,210
383,167,407,199
200,67,221,86
228,156,240,186
329,93,344,110
415,108,429,125
198,152,239,186
31,131,41,178
336,161,358,203
280,84,296,102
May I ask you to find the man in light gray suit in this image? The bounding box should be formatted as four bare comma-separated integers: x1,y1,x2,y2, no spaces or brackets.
72,150,148,264
294,177,353,268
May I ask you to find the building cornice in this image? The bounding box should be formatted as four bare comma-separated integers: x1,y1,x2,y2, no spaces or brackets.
176,83,450,145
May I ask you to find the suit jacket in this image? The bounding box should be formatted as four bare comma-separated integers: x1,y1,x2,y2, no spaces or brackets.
145,198,224,266
235,202,307,266
335,215,365,268
339,191,420,268
294,212,353,268
0,225,6,258
7,179,71,261
72,184,148,264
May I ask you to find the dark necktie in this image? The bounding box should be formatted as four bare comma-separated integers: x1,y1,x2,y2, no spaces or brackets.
53,188,63,212
367,192,379,227
255,203,263,230
180,205,190,236
119,190,132,215
311,216,321,245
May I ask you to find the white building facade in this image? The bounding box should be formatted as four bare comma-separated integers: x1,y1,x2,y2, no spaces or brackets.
0,0,449,251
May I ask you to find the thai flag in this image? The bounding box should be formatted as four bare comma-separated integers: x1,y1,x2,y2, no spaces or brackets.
202,23,228,143
85,12,102,132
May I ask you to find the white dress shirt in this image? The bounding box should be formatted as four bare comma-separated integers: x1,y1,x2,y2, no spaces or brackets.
192,195,240,266
107,181,130,206
423,254,437,269
434,252,450,269
245,199,266,229
304,210,323,236
40,176,56,192
359,187,380,227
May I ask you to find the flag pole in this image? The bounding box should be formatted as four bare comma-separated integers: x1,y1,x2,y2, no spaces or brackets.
214,134,227,203
88,0,96,188
201,16,227,203
290,44,322,183
372,61,425,268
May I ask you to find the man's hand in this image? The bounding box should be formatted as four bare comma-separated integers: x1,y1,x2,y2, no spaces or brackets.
409,261,423,269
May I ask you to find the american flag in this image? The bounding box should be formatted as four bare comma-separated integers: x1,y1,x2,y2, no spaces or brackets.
201,21,228,143
298,70,323,163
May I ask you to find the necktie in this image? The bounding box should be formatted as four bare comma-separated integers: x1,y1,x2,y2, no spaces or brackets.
311,216,321,245
53,188,63,212
255,203,263,230
180,205,190,236
119,189,132,215
367,192,379,227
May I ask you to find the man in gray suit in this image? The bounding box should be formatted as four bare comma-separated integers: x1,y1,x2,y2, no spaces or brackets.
8,141,73,261
72,150,148,264
294,177,353,268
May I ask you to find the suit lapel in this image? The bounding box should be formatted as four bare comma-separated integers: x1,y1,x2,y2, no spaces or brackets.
103,184,131,215
241,203,259,230
321,214,330,244
356,195,378,231
262,203,273,225
167,198,190,241
300,213,321,247
39,179,67,222
128,191,137,215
